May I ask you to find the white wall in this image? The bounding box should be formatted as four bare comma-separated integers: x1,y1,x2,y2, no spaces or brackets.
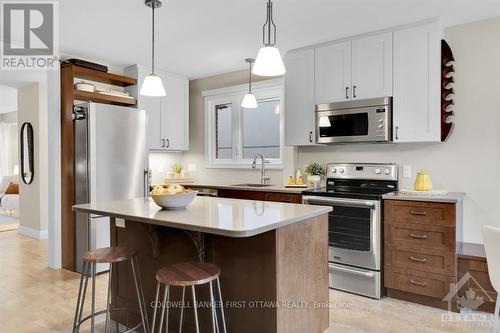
298,17,500,244
17,82,49,239
0,85,17,114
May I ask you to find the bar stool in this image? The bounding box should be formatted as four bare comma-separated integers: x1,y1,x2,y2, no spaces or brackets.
72,246,150,333
151,262,227,333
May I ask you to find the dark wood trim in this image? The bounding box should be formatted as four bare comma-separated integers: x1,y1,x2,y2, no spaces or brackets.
61,64,76,271
71,64,136,87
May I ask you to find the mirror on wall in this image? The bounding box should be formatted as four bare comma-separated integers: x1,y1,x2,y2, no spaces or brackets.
20,122,34,185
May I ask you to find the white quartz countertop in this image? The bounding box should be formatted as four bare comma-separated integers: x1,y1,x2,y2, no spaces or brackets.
382,191,465,203
73,196,331,237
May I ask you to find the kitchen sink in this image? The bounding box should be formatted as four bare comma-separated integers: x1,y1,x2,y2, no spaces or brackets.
232,183,274,188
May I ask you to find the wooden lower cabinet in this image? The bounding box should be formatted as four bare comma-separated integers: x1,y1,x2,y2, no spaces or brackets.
457,243,497,313
217,189,303,204
384,199,459,311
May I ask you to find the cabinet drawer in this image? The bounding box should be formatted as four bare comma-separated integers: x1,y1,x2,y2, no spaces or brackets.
385,200,455,227
458,258,497,312
386,246,455,276
385,267,454,299
385,222,455,251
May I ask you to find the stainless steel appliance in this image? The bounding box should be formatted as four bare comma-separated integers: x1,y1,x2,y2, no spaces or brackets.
302,163,398,299
316,97,392,144
73,102,150,273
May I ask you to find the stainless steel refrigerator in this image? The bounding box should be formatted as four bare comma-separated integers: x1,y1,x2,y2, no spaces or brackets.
73,102,149,273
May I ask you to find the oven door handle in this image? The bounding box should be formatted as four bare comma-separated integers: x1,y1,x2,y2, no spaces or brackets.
329,263,375,278
303,196,377,209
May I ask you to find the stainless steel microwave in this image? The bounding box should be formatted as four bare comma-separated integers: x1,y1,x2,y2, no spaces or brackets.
315,97,392,144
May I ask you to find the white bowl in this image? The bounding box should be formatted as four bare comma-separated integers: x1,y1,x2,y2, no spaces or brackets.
74,81,95,92
151,191,198,210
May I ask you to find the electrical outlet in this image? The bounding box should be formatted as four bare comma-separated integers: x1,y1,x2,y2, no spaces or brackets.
403,165,412,178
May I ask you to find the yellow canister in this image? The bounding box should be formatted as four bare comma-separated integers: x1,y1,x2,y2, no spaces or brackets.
414,170,433,191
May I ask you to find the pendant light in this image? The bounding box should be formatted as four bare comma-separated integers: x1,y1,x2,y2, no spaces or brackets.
252,0,286,77
140,0,166,96
241,58,258,109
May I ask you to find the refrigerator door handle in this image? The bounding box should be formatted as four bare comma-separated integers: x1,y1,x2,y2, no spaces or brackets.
144,168,151,197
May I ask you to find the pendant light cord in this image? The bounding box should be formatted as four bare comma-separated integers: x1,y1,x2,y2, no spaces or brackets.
152,4,155,73
248,61,252,93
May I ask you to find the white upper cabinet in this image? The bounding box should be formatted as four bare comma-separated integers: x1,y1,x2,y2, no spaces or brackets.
124,65,189,151
393,22,441,142
285,48,316,146
351,32,393,99
315,41,351,104
160,72,189,150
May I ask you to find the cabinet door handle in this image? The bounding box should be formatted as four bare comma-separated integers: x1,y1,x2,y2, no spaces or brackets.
409,233,428,240
409,256,428,263
161,138,166,148
409,279,427,286
410,210,427,216
166,139,170,148
345,86,349,99
352,85,357,98
309,131,313,143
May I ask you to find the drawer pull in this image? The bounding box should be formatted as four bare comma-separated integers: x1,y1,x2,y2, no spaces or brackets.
410,210,427,216
409,233,428,240
409,279,427,286
409,256,428,263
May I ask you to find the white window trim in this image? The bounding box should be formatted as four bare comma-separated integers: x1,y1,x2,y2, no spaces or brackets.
203,78,284,169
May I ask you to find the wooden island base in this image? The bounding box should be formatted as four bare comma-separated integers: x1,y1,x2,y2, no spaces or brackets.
110,215,329,333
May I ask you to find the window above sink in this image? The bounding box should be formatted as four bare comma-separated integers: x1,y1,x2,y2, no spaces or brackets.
203,79,284,169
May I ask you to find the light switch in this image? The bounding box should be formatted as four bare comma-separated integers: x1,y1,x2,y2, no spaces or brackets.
115,218,126,228
402,165,412,178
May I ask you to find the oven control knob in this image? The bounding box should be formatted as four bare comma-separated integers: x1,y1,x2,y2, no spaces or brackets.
332,168,337,173
375,168,381,174
339,168,344,173
378,124,383,129
384,168,390,175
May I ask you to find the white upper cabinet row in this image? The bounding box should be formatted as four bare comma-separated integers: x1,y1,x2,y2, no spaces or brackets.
315,32,393,103
284,21,441,145
124,65,189,151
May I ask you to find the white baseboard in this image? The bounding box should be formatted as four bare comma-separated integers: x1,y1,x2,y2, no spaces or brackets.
18,225,48,240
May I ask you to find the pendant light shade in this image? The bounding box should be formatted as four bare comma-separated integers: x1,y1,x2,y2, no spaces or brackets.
140,73,166,96
253,46,285,76
140,0,166,97
241,93,258,109
241,58,258,109
253,0,285,77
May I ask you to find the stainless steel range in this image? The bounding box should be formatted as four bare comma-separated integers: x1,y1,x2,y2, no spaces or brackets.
302,163,398,299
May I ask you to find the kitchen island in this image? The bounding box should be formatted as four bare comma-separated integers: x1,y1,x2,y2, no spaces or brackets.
73,196,331,333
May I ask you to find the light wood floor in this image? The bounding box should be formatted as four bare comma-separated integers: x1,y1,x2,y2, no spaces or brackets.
0,230,497,333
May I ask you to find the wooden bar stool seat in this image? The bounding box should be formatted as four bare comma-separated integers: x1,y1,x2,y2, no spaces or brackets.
73,246,150,333
156,262,220,286
83,246,137,263
152,262,227,333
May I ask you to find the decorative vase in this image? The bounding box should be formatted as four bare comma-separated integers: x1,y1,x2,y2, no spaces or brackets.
414,170,433,191
308,175,321,188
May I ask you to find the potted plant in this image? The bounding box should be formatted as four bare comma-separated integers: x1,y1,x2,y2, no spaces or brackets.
305,162,325,188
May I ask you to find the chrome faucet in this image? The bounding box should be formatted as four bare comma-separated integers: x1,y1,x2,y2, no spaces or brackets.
252,153,271,185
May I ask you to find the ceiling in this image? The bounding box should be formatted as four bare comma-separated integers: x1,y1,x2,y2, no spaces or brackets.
59,0,500,79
